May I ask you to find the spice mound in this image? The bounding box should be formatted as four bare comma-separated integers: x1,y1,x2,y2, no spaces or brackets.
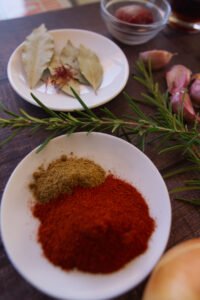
29,155,106,203
31,157,155,273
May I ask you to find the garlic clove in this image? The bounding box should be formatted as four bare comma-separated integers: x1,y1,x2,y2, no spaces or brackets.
170,90,198,123
139,50,175,70
166,65,192,94
190,79,200,105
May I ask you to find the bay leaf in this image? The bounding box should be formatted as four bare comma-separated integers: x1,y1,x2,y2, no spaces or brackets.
60,40,88,85
62,78,80,97
72,68,89,85
48,53,61,75
48,50,80,97
60,40,79,70
78,45,103,91
22,24,54,89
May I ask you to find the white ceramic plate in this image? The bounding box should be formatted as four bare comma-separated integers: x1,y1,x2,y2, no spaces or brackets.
1,133,171,300
7,29,129,111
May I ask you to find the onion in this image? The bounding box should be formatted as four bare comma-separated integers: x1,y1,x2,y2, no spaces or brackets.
142,238,200,300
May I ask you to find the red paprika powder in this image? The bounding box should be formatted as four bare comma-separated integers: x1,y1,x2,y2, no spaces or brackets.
33,175,155,274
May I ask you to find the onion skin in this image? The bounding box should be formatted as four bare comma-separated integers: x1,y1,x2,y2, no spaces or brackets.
142,239,200,300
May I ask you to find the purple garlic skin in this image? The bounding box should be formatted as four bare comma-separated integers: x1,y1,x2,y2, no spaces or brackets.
166,65,192,94
190,79,200,105
170,91,199,123
139,50,175,70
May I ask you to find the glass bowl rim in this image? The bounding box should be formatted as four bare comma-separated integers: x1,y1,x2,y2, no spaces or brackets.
100,0,171,29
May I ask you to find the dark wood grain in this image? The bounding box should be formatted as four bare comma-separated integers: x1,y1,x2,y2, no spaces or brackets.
0,3,199,300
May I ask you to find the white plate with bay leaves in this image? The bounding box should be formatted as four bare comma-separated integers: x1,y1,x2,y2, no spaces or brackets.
7,26,129,111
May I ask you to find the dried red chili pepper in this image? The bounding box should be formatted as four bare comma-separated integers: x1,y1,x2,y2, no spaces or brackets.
33,175,155,274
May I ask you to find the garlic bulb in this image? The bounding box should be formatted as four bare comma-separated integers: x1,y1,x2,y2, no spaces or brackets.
142,239,200,300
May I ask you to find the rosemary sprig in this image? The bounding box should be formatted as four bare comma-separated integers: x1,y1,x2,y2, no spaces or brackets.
1,98,198,149
175,197,200,206
0,60,199,205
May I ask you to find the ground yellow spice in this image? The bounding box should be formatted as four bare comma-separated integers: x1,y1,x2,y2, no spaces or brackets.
29,155,106,203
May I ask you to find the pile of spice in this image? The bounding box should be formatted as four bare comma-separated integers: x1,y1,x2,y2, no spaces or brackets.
30,155,155,274
29,155,106,203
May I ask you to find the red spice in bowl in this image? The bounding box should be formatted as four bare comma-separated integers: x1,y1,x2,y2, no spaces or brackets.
33,175,155,274
115,5,154,24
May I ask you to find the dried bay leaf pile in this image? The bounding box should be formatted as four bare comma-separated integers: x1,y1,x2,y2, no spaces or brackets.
21,24,103,97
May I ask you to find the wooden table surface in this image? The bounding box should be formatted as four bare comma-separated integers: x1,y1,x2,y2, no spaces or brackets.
0,3,199,300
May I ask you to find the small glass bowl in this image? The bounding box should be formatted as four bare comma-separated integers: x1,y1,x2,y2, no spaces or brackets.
100,0,171,45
